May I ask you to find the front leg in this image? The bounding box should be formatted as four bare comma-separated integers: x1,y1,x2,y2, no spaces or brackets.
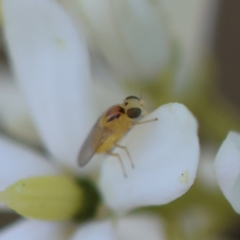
132,117,158,125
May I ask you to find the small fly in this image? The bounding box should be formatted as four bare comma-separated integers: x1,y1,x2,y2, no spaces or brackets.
78,96,157,177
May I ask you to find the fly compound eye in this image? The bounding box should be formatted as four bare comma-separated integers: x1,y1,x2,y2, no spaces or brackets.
127,108,142,118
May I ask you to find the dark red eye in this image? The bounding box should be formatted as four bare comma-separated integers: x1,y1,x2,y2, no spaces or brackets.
127,108,142,118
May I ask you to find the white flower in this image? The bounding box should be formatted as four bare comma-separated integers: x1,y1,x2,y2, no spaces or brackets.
214,131,240,213
0,0,200,237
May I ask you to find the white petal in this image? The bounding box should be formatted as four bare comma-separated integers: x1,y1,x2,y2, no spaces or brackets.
214,131,240,213
71,221,116,240
0,219,73,240
0,135,59,191
100,103,199,213
0,73,41,147
117,213,166,240
3,0,97,170
61,0,170,80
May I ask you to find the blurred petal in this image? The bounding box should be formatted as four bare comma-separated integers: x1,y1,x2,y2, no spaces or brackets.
100,103,199,213
3,0,97,170
0,0,3,26
232,175,240,213
0,202,11,211
161,0,219,94
60,0,218,87
71,213,165,240
94,81,128,116
0,219,73,240
117,213,166,240
180,206,212,238
0,73,41,147
0,135,59,191
214,131,240,213
197,146,218,191
71,221,116,240
60,0,170,80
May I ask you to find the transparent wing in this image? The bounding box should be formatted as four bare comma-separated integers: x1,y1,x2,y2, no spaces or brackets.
78,117,112,167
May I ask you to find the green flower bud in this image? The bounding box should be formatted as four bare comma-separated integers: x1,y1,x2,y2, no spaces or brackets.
0,175,83,221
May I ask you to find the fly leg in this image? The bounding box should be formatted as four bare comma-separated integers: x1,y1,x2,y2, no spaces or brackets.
107,151,127,178
114,143,134,169
133,117,158,125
